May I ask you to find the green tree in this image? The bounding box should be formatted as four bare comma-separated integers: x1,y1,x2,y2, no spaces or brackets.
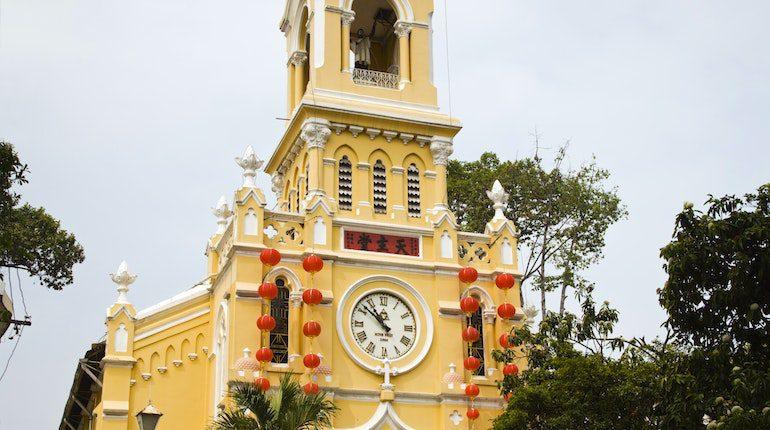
447,148,626,317
211,375,337,430
0,142,84,290
657,185,770,429
492,293,660,429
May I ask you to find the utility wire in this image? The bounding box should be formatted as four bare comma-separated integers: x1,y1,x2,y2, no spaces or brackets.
14,269,28,316
442,0,453,120
0,272,25,385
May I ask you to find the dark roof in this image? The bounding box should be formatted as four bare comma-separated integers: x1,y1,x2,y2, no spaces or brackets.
59,342,105,430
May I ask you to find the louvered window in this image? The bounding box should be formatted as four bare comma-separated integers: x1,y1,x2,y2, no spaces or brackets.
407,164,421,217
466,305,485,376
338,156,353,211
373,160,387,214
270,277,290,364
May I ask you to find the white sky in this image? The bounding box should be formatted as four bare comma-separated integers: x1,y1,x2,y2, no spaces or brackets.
1,0,769,427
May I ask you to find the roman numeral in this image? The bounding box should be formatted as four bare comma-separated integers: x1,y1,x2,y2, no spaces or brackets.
356,331,367,342
354,320,364,328
404,325,414,332
366,342,375,354
366,299,375,308
380,296,388,306
381,347,388,358
401,312,411,319
400,336,412,347
394,346,401,355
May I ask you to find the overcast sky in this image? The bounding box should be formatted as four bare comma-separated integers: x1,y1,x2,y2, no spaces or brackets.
1,0,769,427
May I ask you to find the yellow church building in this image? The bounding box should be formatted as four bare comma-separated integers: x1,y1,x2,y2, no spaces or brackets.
59,0,527,429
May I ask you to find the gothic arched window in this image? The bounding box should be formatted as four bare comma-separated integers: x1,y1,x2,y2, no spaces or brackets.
338,156,353,211
270,278,290,364
373,160,387,214
466,304,485,376
407,163,421,217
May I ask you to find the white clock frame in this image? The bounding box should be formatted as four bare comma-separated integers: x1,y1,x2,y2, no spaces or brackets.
336,275,434,375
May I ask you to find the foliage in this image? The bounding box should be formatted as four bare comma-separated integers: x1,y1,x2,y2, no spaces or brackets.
211,375,337,430
656,185,770,428
447,149,626,317
0,142,84,290
492,293,659,430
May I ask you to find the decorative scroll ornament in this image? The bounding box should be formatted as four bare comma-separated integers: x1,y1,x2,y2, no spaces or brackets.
212,196,233,234
300,120,332,150
110,261,137,304
341,11,356,26
271,173,284,195
289,50,308,66
486,180,510,220
429,137,454,166
235,145,263,188
394,21,413,38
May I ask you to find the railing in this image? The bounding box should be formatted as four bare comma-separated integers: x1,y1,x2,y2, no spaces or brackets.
352,68,400,89
263,211,305,250
457,232,493,268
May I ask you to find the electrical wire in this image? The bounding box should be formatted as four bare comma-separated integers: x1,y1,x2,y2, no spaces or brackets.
15,269,28,316
442,0,453,120
0,326,23,384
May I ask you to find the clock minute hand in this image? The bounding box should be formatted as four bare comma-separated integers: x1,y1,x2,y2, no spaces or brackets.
365,305,391,332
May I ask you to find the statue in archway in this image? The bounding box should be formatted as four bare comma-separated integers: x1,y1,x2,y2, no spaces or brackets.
351,28,372,69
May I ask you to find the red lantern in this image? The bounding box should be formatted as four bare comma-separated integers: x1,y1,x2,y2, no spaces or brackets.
255,347,273,363
258,282,278,301
254,376,270,392
303,382,320,395
260,248,281,267
497,303,516,319
458,267,478,284
465,383,480,398
256,315,276,332
499,333,512,349
303,321,322,338
495,273,515,290
460,296,480,315
303,254,324,273
467,408,480,420
303,353,321,369
302,288,323,306
461,326,480,343
503,363,519,376
463,356,481,372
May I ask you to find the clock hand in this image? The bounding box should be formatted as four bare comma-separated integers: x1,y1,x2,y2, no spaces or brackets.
364,305,391,332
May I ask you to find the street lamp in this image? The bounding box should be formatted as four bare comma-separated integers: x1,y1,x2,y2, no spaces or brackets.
136,402,163,430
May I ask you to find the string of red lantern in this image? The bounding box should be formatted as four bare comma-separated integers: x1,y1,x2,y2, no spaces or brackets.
302,254,324,395
252,248,283,391
458,266,481,425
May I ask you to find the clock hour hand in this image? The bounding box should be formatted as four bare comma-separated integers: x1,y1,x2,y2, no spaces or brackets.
364,305,391,332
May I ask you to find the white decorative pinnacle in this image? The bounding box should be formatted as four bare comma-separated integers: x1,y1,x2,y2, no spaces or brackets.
235,145,264,189
212,196,233,234
376,358,399,391
487,180,510,220
110,261,137,304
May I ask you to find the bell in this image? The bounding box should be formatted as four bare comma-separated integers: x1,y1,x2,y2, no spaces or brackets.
136,402,163,430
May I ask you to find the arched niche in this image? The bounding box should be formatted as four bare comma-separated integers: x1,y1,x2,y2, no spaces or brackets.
349,0,401,74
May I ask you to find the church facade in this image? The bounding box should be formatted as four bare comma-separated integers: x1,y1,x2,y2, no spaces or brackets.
60,1,525,429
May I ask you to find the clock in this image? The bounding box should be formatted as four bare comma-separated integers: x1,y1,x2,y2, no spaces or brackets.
337,275,434,375
350,291,417,360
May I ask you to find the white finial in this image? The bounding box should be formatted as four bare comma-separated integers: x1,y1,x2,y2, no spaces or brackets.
212,196,233,234
235,145,264,189
110,261,137,304
486,180,510,220
524,305,539,325
375,358,399,391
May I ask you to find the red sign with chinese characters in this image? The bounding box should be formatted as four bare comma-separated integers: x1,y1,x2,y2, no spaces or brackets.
343,230,420,257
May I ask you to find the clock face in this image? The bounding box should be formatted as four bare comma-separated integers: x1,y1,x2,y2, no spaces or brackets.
350,291,417,360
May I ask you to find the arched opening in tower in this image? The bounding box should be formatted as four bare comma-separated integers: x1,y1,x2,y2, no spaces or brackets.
350,0,399,75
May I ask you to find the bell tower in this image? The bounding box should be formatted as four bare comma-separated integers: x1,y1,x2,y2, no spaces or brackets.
270,0,459,226
280,0,442,118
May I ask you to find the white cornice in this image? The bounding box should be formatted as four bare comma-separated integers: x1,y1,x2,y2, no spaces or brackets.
134,307,210,342
135,283,211,321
